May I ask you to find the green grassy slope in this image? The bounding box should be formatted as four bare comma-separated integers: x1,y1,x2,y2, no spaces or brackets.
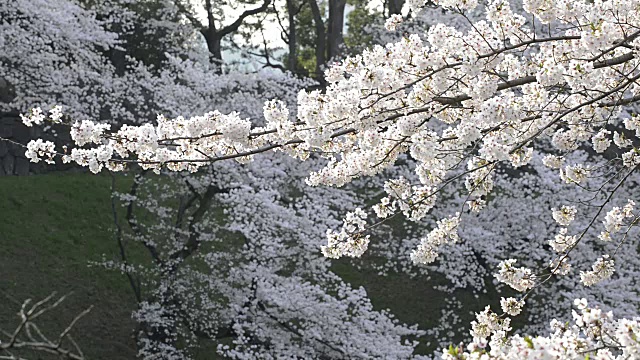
0,172,137,359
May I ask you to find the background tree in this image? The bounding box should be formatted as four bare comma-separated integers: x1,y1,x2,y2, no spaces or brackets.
106,158,423,358
172,0,272,70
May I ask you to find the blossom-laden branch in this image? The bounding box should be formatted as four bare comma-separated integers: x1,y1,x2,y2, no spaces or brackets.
455,298,640,360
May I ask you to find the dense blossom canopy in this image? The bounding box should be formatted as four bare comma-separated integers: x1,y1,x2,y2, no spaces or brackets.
10,0,640,358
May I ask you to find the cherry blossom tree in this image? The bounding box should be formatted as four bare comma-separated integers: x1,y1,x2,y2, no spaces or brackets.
0,0,121,120
3,1,424,358
106,157,422,359
0,0,309,123
10,0,640,358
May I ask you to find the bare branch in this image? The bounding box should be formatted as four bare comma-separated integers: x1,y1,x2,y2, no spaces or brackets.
0,294,90,360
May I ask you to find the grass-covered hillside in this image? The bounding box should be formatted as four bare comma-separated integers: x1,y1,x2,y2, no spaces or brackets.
0,172,137,359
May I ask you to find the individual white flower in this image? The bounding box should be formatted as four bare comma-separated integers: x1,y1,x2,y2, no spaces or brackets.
613,131,633,148
552,205,577,226
49,105,64,123
415,160,446,187
509,147,533,168
468,198,487,213
622,148,640,168
373,197,396,219
624,115,640,134
560,164,589,184
615,319,640,355
550,257,571,275
573,298,588,310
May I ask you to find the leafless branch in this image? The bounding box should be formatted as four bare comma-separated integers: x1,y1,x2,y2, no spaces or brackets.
0,294,91,360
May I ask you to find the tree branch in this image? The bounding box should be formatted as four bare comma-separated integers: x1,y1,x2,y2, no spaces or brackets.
218,0,273,37
0,294,90,360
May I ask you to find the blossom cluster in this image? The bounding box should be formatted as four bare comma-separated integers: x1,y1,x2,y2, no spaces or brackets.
410,213,461,265
455,299,640,359
599,200,636,242
373,177,437,221
552,205,577,226
494,259,535,292
321,208,370,259
580,255,616,287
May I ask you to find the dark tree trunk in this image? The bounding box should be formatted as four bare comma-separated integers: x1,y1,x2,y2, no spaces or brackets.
286,0,297,71
326,0,346,61
204,0,223,73
387,0,404,15
204,31,224,73
308,0,326,81
107,48,127,76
